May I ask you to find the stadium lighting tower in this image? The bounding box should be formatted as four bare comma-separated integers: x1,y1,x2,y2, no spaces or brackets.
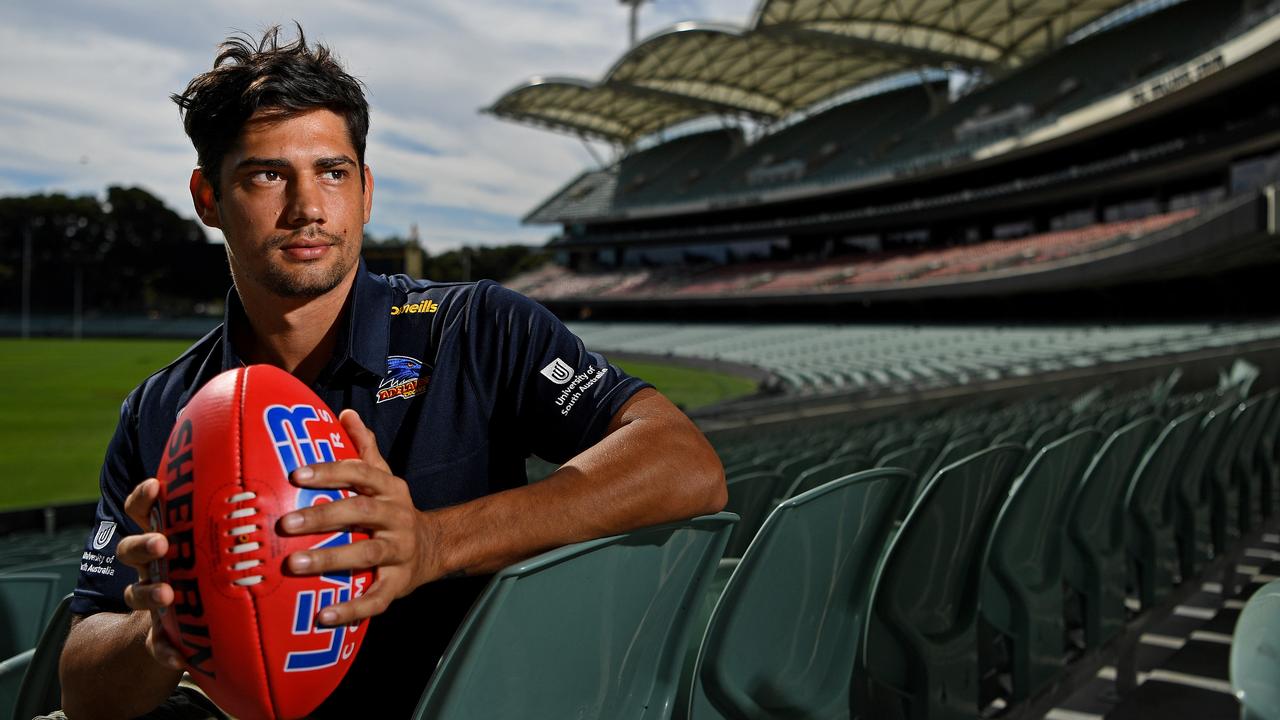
619,0,651,47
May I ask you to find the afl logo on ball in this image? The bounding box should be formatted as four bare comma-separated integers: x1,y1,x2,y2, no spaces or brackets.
92,521,117,550
540,358,574,384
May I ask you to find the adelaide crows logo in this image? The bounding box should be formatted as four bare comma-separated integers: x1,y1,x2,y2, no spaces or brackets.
377,356,424,403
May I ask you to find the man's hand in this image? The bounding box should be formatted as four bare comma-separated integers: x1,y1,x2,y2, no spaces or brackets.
114,478,188,671
280,409,439,627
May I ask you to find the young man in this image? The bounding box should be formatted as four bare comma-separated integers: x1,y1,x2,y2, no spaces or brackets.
58,27,726,719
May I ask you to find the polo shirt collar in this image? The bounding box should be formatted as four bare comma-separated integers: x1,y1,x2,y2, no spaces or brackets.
219,258,393,380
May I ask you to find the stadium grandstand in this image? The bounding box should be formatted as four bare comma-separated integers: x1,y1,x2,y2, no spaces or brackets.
8,0,1280,718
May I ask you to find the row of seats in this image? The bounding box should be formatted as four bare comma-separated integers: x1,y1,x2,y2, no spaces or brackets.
509,207,1199,302
563,318,1280,397
6,364,1279,718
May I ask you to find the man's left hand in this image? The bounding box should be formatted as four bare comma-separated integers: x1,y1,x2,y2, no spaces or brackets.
280,409,440,626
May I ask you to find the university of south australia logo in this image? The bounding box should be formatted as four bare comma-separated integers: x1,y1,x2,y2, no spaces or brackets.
377,356,425,403
92,520,117,550
540,358,574,384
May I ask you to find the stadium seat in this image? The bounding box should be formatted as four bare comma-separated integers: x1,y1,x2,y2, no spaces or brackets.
913,433,986,500
1210,398,1263,555
0,574,63,659
3,594,72,720
722,472,783,558
685,468,912,720
1175,405,1231,579
412,513,736,720
1231,579,1280,720
1124,409,1205,610
1236,390,1278,533
1063,416,1160,649
1256,390,1280,518
980,428,1101,701
782,455,869,499
856,444,1025,720
876,444,939,478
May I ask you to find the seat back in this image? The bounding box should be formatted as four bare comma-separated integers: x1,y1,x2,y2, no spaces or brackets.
1063,416,1159,648
858,444,1026,720
688,469,912,720
980,429,1100,700
914,433,986,500
1231,579,1280,720
1210,399,1258,553
1235,392,1277,533
876,444,938,478
783,456,870,500
1175,406,1231,577
8,594,74,720
722,472,782,558
414,513,736,720
0,575,62,659
1124,410,1204,609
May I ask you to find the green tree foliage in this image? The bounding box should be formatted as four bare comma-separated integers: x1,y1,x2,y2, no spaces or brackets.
0,187,227,316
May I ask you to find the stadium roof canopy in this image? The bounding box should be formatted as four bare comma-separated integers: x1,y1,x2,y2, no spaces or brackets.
753,0,1135,65
487,0,1138,145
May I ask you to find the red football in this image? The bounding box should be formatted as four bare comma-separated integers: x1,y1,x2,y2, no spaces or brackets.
153,364,374,720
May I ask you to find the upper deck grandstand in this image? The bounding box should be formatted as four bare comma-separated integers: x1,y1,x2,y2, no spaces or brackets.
490,0,1280,316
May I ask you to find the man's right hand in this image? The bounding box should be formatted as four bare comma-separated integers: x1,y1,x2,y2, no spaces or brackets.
114,477,186,671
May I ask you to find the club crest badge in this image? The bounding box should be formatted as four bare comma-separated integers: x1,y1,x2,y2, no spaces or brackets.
92,520,117,550
377,356,425,403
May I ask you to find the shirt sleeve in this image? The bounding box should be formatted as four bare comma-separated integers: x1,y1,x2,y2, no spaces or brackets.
466,281,652,464
70,394,146,616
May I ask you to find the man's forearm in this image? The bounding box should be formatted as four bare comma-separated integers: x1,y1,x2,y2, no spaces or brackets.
430,389,727,578
61,611,183,720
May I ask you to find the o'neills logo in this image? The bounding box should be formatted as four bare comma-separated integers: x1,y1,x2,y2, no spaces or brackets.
377,356,425,403
390,299,439,316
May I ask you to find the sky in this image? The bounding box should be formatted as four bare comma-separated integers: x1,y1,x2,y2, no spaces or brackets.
0,0,752,253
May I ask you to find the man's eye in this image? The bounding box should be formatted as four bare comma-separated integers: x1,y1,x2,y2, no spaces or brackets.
325,169,348,181
252,170,281,182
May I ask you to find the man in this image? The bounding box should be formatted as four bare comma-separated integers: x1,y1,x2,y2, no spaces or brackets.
58,26,726,719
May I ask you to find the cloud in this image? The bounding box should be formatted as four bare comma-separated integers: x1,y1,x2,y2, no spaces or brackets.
0,1,756,251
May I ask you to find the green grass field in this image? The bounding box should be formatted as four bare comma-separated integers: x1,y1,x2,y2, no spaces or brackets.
0,339,756,511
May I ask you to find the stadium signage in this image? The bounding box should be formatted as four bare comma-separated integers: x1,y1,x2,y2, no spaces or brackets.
1130,51,1225,106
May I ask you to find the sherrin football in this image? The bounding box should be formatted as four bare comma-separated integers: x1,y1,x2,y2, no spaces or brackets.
153,364,374,720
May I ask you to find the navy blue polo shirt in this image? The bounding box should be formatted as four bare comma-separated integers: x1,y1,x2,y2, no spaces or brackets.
72,262,650,717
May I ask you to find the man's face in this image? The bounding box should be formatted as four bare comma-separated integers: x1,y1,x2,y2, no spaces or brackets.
192,108,373,299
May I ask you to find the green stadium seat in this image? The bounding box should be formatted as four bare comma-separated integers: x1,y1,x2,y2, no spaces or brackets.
1236,390,1278,533
913,433,986,501
856,444,1025,720
1063,416,1159,649
1231,579,1280,720
1175,406,1231,579
722,472,782,558
1258,389,1280,518
0,650,33,720
4,594,73,720
0,574,63,660
872,433,915,462
2,558,82,600
412,513,736,720
1210,398,1262,555
876,444,939,478
1124,410,1204,611
685,469,912,720
980,428,1101,701
782,455,869,500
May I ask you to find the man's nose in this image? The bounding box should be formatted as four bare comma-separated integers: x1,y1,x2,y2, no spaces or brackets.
285,176,325,227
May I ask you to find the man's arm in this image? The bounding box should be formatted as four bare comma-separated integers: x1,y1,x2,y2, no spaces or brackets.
281,387,726,625
60,479,187,720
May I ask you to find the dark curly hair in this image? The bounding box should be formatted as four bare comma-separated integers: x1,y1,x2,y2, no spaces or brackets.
172,24,369,198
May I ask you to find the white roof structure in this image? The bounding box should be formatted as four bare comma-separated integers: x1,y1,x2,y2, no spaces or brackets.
486,0,1135,145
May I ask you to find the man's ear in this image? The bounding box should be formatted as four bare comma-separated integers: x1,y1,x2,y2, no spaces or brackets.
189,168,221,229
362,164,374,225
